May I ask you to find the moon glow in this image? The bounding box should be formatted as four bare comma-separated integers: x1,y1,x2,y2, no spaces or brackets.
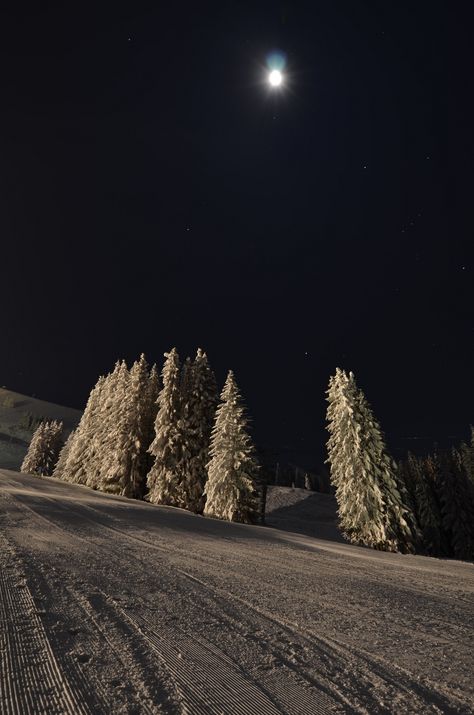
268,69,283,87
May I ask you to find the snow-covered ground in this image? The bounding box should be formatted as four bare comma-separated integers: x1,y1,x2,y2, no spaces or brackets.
0,470,473,714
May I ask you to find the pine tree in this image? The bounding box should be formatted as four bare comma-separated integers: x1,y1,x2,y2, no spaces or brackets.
460,425,474,487
52,429,76,480
97,355,159,498
61,374,107,485
203,370,259,523
326,368,415,552
97,360,132,495
181,348,218,513
437,449,474,561
21,420,64,476
395,459,423,550
146,349,187,506
21,422,46,475
143,363,160,479
404,453,444,555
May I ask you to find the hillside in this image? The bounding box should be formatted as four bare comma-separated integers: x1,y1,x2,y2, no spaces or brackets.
0,388,82,469
1,469,473,714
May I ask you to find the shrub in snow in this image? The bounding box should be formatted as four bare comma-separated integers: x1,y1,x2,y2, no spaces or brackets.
326,368,415,552
21,420,64,476
203,370,260,524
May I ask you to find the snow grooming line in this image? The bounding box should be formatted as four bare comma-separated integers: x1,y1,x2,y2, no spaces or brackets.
0,537,91,715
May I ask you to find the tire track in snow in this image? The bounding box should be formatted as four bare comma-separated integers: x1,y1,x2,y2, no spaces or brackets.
178,570,471,714
0,495,178,714
3,480,472,714
15,494,428,713
8,495,342,714
0,538,92,715
119,610,285,715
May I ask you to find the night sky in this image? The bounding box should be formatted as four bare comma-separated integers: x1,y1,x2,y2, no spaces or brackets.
1,2,472,466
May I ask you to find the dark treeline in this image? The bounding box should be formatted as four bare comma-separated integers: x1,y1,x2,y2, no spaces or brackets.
398,439,474,561
326,368,474,560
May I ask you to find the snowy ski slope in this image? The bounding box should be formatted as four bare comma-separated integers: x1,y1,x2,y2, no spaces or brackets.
0,470,473,714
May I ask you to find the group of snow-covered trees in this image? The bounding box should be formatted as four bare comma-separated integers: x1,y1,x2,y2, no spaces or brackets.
22,349,262,524
22,356,473,558
326,368,474,558
398,441,474,561
21,420,64,476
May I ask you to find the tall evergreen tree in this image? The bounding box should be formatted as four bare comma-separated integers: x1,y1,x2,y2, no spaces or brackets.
98,355,159,498
396,459,423,550
404,453,444,555
97,361,132,495
52,429,76,480
143,364,160,479
203,370,259,523
460,425,474,487
181,348,218,513
21,420,64,476
146,349,187,506
437,449,474,561
61,374,107,485
326,368,415,552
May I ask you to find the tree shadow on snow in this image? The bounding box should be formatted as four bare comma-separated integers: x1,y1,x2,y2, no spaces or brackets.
265,492,345,543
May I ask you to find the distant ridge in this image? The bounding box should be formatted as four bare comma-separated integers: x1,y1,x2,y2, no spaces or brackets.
0,387,82,469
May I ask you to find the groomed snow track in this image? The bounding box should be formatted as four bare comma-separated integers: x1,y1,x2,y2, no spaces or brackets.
0,469,473,714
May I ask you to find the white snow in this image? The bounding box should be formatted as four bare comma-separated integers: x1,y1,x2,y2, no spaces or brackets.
1,469,473,714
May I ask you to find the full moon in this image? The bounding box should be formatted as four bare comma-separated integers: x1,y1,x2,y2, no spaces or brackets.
268,69,283,87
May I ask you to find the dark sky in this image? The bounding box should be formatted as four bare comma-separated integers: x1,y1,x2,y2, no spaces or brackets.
1,1,472,466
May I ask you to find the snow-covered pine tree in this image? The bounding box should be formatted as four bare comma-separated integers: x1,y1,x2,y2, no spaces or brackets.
97,355,158,498
52,429,76,480
395,460,422,550
142,363,160,478
181,348,218,513
21,422,46,475
96,360,132,495
180,356,194,403
61,374,107,485
437,449,474,561
21,420,64,476
404,453,443,555
146,348,187,506
356,386,416,553
203,370,260,524
420,453,452,556
86,362,131,490
326,368,415,552
326,369,388,549
460,425,474,486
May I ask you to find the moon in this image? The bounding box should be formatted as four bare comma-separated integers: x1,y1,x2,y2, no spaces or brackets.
268,69,283,87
